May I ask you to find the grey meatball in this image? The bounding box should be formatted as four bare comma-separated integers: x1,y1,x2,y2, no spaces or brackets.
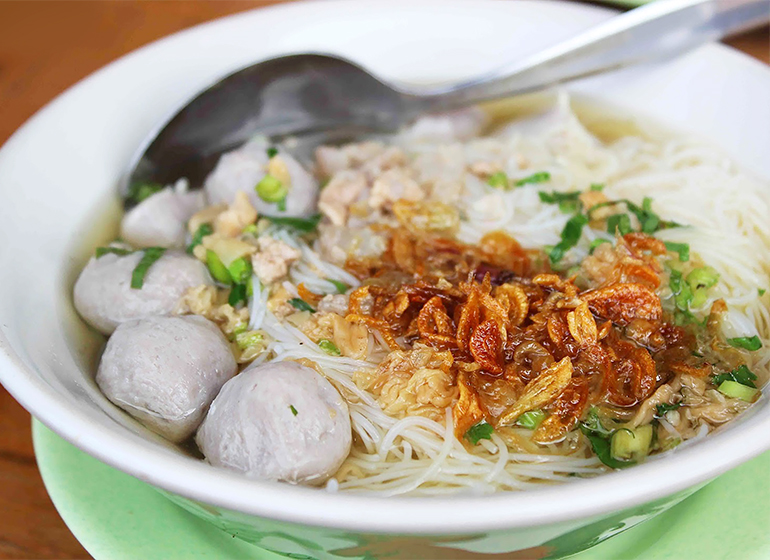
74,250,211,334
120,188,206,248
196,361,352,485
97,315,237,442
204,137,318,217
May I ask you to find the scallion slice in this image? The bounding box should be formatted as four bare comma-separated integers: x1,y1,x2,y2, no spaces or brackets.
318,339,341,356
464,421,494,445
255,174,288,203
288,298,315,313
205,250,232,284
727,336,763,351
130,247,166,289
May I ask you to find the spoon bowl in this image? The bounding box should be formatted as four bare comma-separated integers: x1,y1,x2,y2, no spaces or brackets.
123,0,768,197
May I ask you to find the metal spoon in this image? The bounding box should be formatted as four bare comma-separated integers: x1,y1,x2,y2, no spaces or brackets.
123,0,769,194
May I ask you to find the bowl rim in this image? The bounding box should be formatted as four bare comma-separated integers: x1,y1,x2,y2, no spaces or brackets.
1,0,769,535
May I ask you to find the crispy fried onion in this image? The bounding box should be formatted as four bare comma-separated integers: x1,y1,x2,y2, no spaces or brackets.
344,228,706,441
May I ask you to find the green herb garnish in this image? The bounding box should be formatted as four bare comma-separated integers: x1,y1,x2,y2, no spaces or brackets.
130,247,166,289
606,213,632,235
228,283,249,307
655,402,682,417
326,278,348,294
187,223,213,254
759,288,767,296
712,364,758,388
205,250,233,284
126,182,164,205
464,421,494,445
487,172,509,189
727,336,763,351
234,330,263,350
95,246,133,258
515,171,551,186
227,257,252,284
262,214,322,233
255,174,288,204
516,410,546,430
590,183,605,191
664,241,690,262
266,147,278,158
538,191,581,214
288,298,315,313
318,339,341,356
549,213,589,265
289,404,298,416
579,408,635,469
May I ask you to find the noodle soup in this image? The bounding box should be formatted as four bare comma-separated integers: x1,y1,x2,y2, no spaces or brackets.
72,93,769,495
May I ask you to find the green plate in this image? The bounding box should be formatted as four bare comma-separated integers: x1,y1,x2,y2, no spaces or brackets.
33,420,770,560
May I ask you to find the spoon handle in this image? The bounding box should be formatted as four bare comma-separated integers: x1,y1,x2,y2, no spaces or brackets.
413,0,770,110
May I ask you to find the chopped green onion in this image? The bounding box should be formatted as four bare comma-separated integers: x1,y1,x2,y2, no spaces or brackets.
664,241,690,262
538,191,581,214
717,380,759,402
126,182,163,205
266,147,278,158
262,214,321,233
655,402,681,417
712,364,757,388
606,213,632,235
589,238,611,254
686,267,719,290
255,174,288,203
289,404,298,416
227,257,252,284
590,183,605,191
95,246,133,258
232,323,248,336
288,298,315,313
610,424,653,462
242,224,259,235
130,247,166,289
580,427,635,469
487,172,509,189
228,283,249,307
587,198,676,234
205,250,233,284
549,213,589,265
516,410,546,430
514,171,551,186
727,336,763,351
276,198,287,212
235,330,263,350
669,269,693,312
464,421,494,445
326,278,348,294
318,339,341,356
759,288,767,296
187,223,213,254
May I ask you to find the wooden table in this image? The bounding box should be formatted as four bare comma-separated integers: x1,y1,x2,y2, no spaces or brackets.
0,2,767,558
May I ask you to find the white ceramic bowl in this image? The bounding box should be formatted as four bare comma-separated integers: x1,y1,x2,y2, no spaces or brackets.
1,1,769,558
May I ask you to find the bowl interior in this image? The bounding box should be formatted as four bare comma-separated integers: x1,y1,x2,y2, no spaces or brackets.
0,0,769,534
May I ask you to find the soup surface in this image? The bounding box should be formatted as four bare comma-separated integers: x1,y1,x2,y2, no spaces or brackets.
73,93,769,495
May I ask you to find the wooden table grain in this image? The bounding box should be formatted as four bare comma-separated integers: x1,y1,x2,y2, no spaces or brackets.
0,2,767,559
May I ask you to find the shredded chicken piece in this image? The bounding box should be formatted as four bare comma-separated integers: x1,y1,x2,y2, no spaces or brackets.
267,285,295,319
317,293,349,315
213,191,258,237
251,236,301,285
318,171,368,226
368,168,425,210
630,380,682,427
